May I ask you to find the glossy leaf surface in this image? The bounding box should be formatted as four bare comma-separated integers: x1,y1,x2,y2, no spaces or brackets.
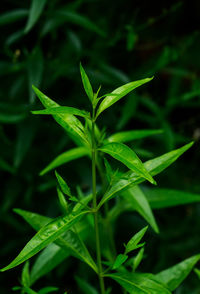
99,142,156,184
96,77,153,117
98,142,193,208
1,210,87,271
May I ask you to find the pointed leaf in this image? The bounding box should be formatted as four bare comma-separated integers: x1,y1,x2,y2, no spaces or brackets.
144,188,200,209
57,188,68,213
55,171,71,196
133,247,145,271
40,147,89,175
107,129,162,143
21,262,30,287
32,106,90,119
80,63,94,102
32,86,89,146
1,210,87,271
14,209,97,273
156,254,200,291
106,272,171,294
112,254,128,269
98,142,193,209
125,226,148,255
123,186,159,233
25,0,47,33
96,77,153,118
99,142,156,185
38,287,58,294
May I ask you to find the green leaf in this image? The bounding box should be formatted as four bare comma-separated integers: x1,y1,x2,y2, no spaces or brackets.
107,129,162,143
32,86,89,146
156,254,200,291
1,210,88,271
38,287,59,294
133,247,144,271
0,9,28,26
30,243,69,285
32,106,90,119
57,188,68,213
122,186,159,233
99,142,156,185
96,77,153,118
194,268,200,280
125,226,148,255
98,142,193,209
143,188,200,209
80,63,94,102
25,0,47,33
106,272,171,294
55,171,71,196
40,147,89,175
21,262,30,287
14,209,97,273
76,276,99,294
23,287,38,294
112,254,128,269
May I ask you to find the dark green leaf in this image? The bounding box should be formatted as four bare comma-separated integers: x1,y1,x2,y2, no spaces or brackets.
76,276,98,294
99,142,156,185
144,188,200,209
25,0,47,33
156,254,200,291
0,10,28,26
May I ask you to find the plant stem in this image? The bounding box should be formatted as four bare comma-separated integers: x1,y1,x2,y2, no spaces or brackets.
92,107,105,294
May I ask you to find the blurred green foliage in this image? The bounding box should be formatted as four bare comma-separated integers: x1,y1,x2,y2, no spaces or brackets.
0,0,200,292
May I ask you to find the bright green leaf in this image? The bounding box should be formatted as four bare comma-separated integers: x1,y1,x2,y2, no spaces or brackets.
38,287,59,294
1,210,88,271
125,226,148,255
156,254,200,291
40,147,89,175
98,142,193,209
107,129,162,144
99,142,156,185
57,188,68,213
106,272,171,294
133,247,145,271
55,171,71,196
112,254,128,269
21,262,30,287
32,106,90,119
96,77,153,118
80,63,94,102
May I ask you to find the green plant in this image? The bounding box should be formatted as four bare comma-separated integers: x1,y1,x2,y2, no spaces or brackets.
1,64,200,293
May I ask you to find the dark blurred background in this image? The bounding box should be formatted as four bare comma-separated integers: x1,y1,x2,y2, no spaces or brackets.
0,0,200,292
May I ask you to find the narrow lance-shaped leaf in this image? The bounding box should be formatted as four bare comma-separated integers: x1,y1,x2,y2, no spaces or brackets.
133,247,145,271
122,186,159,233
125,226,148,255
80,63,94,102
25,0,47,33
143,187,200,209
96,77,153,118
98,142,194,209
55,171,71,196
32,106,90,119
107,129,163,144
21,262,30,288
38,287,59,294
0,210,88,271
106,272,171,294
40,147,89,176
112,254,128,270
32,86,89,146
13,209,97,274
156,254,200,291
99,142,156,185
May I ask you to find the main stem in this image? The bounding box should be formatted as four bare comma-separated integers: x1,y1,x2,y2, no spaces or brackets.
92,108,105,294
